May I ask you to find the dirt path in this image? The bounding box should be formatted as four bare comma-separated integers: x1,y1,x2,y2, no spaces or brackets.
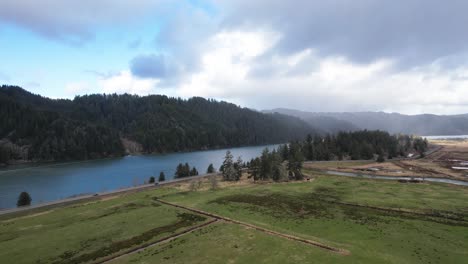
156,199,350,255
100,219,219,263
393,160,453,178
100,196,349,263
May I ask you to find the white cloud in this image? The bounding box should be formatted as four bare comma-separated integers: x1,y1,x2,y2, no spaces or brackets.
65,81,91,96
173,29,468,114
98,70,159,95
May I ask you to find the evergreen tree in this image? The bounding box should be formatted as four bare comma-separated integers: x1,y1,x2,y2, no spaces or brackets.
158,171,165,182
190,167,199,176
149,176,155,183
175,163,184,178
248,157,261,181
207,163,215,173
175,163,192,178
287,142,304,180
17,191,32,207
221,151,238,181
234,156,243,180
183,163,191,177
259,148,272,180
271,150,286,181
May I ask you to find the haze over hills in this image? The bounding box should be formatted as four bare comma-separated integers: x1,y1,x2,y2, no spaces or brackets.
0,86,313,164
266,108,468,136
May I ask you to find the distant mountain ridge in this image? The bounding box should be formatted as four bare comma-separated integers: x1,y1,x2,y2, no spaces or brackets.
265,108,468,136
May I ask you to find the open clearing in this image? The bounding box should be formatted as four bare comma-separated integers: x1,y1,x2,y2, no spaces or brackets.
1,170,467,264
0,191,211,264
305,140,468,182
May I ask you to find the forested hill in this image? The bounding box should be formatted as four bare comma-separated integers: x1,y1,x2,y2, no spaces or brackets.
0,86,313,164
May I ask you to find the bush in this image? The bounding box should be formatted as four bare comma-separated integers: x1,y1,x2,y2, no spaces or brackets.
17,191,32,207
376,154,385,163
149,176,155,183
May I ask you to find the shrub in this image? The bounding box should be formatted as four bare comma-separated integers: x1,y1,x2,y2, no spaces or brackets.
17,192,32,207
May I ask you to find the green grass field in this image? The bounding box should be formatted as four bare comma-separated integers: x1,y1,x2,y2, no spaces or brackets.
0,192,210,264
1,173,467,264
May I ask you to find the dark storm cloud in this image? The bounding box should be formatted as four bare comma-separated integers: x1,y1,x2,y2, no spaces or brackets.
220,0,468,68
130,5,217,80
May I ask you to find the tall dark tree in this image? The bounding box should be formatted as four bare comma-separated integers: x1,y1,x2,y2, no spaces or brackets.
248,148,286,182
159,171,166,182
287,142,304,180
206,163,215,174
221,151,241,181
17,191,32,207
175,163,191,178
190,167,199,176
248,157,261,181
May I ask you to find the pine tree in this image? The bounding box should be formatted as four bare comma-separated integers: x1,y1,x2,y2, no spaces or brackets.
183,163,191,177
222,151,237,181
287,142,304,180
248,157,261,181
190,167,199,176
260,148,271,180
175,163,184,178
234,156,243,180
207,163,215,173
159,171,166,182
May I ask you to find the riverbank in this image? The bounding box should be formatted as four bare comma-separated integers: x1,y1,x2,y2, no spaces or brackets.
0,144,279,209
0,172,218,217
1,143,284,170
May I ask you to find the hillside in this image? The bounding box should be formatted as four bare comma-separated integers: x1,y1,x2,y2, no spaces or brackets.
0,86,313,164
266,108,468,135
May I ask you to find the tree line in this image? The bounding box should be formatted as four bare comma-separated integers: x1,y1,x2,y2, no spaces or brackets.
165,130,428,184
285,130,428,162
245,130,428,182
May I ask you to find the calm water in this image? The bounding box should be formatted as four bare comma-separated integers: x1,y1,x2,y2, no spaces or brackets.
424,135,468,140
0,144,278,209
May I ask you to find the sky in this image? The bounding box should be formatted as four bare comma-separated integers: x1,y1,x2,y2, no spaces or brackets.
1,0,468,115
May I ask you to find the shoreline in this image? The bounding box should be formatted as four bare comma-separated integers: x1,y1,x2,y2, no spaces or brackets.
0,143,282,172
0,172,219,217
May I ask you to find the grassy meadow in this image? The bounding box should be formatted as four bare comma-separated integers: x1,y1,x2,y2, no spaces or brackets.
1,173,467,264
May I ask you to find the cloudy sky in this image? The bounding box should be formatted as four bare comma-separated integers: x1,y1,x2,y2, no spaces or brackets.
1,0,468,114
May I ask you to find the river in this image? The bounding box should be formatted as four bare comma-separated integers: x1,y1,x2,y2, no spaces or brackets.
0,144,278,209
424,135,468,140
